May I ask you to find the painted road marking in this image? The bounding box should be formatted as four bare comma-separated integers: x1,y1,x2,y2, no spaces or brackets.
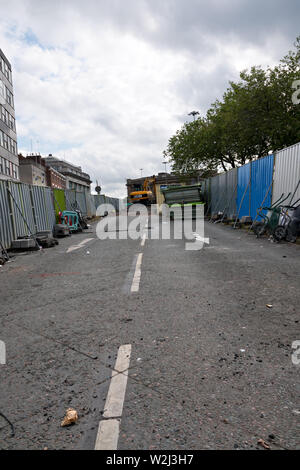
103,344,132,418
122,254,139,294
131,253,143,293
192,233,210,244
95,344,132,450
95,419,120,450
141,233,146,247
66,238,95,253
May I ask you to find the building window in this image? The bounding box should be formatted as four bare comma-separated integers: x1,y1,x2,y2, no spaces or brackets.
12,163,17,179
3,132,8,150
0,79,4,101
0,58,12,86
5,86,14,108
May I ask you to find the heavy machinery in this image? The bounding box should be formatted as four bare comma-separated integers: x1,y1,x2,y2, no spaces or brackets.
129,177,156,206
161,184,204,219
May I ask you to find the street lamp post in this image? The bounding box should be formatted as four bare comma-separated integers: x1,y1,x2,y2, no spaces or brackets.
188,111,200,121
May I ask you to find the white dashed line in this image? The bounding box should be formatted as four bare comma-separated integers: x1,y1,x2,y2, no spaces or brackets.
95,344,132,450
131,253,143,293
192,233,210,244
141,233,146,247
103,344,132,418
66,238,95,253
95,419,120,450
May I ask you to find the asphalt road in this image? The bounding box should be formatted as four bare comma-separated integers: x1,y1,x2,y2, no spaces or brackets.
0,214,299,450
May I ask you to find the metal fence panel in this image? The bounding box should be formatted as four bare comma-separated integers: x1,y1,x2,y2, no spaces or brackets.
53,189,66,216
216,173,227,213
44,187,56,228
75,192,87,215
85,193,96,217
210,175,220,214
237,163,251,218
201,178,210,206
65,189,76,211
8,182,35,237
31,186,47,231
250,154,274,220
209,169,237,217
226,168,237,217
31,186,56,231
0,182,120,249
0,181,14,249
272,142,300,205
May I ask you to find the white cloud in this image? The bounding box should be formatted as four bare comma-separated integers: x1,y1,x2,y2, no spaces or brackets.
0,0,299,197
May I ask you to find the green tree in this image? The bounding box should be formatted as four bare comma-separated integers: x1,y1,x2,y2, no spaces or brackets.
165,36,300,175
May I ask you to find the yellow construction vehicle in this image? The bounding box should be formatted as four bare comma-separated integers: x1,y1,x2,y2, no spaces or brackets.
129,177,156,206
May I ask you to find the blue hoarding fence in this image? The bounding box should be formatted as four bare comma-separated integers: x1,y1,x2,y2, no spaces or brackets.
236,162,251,220
206,153,275,222
249,154,274,221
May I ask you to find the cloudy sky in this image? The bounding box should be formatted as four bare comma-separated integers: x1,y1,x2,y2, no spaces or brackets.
0,0,299,197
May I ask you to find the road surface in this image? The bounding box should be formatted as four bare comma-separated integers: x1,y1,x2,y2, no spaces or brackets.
0,215,299,450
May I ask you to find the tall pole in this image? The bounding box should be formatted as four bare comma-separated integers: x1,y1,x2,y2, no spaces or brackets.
188,111,200,121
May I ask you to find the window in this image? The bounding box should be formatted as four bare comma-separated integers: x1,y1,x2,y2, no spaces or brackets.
10,139,16,155
0,105,16,131
10,115,15,130
0,58,12,84
3,132,8,150
0,79,4,101
0,129,17,155
12,163,17,179
5,159,10,176
5,87,14,108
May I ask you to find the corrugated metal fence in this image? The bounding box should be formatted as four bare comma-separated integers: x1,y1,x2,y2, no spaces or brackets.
209,168,237,216
0,181,14,249
272,142,300,205
250,154,274,220
0,181,56,248
0,181,120,249
203,143,299,220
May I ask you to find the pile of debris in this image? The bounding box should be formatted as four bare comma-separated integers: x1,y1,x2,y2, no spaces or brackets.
11,230,59,252
0,240,9,266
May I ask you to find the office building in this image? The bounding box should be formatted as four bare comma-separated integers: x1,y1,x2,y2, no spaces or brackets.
0,49,18,181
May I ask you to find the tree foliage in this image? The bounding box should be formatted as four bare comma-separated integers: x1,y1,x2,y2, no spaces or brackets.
164,37,300,174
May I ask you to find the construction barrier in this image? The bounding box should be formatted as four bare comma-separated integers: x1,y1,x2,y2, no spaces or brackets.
203,142,300,221
0,180,120,249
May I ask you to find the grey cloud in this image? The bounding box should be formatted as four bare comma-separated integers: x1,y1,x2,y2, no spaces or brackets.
1,0,299,197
